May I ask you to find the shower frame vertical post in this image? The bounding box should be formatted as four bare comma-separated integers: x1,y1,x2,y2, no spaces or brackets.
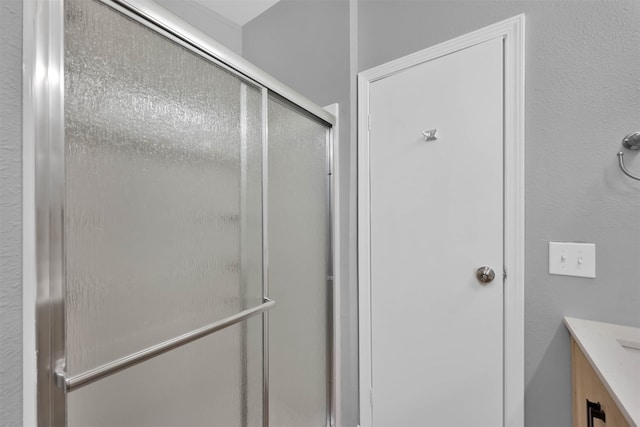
23,0,67,425
326,124,335,427
261,86,270,427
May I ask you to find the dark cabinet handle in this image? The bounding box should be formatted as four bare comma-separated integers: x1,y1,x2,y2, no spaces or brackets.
587,400,606,427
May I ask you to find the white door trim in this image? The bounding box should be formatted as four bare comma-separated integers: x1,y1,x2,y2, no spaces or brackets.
357,15,525,427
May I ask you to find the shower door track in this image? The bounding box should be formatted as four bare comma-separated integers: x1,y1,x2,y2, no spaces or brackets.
22,1,338,426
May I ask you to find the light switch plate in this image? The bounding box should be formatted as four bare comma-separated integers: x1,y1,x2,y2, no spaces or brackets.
549,242,596,278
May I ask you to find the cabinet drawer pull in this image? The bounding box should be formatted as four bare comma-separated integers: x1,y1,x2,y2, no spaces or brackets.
587,400,606,427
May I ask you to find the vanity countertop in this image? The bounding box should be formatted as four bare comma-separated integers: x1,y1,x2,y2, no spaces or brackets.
564,317,640,427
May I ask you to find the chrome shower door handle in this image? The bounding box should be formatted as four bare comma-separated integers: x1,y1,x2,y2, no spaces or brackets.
476,266,496,283
54,297,275,392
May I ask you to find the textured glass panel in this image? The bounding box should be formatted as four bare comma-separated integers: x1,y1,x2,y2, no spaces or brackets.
68,317,263,427
64,0,263,382
268,98,330,426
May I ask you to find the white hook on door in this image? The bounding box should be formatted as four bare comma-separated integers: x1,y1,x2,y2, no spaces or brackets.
422,129,438,141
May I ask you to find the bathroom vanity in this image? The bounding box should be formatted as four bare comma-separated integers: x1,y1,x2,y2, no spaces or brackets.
565,317,640,427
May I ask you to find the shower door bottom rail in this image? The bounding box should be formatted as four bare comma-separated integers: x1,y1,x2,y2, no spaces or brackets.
54,297,275,392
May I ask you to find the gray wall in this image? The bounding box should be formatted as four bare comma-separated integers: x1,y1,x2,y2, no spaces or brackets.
0,0,23,425
244,1,640,426
153,0,243,55
243,1,358,425
5,1,639,426
359,1,640,426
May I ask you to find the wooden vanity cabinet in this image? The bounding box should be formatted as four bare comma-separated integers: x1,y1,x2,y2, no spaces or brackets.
571,338,631,427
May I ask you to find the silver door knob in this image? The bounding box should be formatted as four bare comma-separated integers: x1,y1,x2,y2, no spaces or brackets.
476,266,495,283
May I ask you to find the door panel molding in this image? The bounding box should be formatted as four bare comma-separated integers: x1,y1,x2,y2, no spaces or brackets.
357,14,525,427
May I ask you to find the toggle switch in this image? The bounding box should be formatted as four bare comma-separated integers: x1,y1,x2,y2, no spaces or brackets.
549,242,596,278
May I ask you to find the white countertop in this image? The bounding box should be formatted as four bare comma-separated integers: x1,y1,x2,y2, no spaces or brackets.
565,317,640,427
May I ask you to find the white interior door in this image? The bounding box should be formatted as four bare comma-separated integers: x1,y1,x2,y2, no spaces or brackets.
366,37,505,426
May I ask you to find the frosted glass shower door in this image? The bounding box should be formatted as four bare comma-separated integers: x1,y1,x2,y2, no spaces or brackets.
268,97,332,426
63,0,265,425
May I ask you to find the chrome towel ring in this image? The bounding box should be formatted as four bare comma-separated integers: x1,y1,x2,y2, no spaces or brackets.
617,132,640,181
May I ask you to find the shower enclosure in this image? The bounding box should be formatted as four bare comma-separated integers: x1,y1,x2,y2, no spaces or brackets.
23,0,336,425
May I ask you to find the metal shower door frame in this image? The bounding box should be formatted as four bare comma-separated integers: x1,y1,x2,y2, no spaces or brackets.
23,0,337,425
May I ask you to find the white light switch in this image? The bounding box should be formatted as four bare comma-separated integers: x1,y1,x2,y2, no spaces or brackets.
549,242,596,278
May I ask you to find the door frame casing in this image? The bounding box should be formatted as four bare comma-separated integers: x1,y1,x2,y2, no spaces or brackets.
357,15,525,427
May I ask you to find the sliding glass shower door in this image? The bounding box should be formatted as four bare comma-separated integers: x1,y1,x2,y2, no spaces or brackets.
30,0,336,425
64,0,265,425
268,98,332,427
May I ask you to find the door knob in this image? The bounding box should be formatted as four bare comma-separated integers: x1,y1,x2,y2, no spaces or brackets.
476,266,495,283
